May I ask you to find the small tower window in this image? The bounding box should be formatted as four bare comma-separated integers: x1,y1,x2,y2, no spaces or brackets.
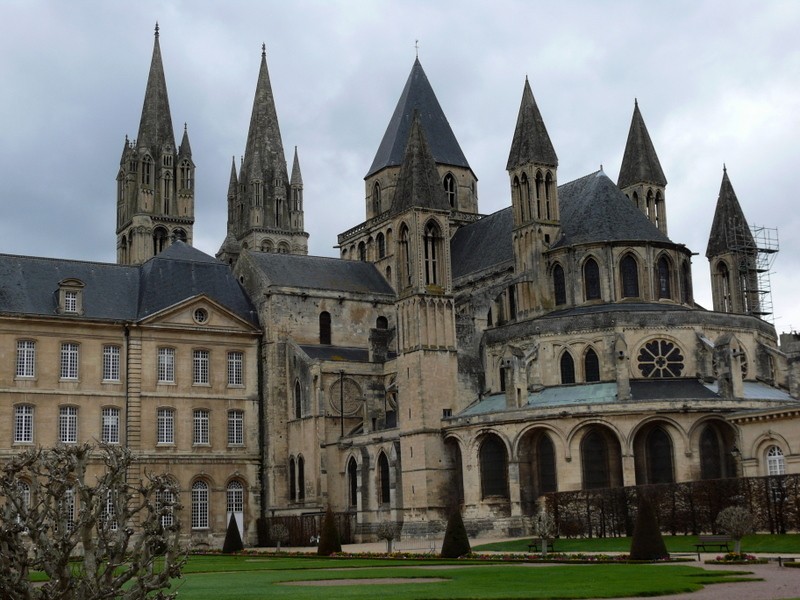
180,160,192,189
535,171,544,218
376,232,386,259
560,351,575,384
142,155,153,186
583,258,601,301
520,173,531,221
399,225,412,288
621,254,640,298
163,172,172,213
443,173,457,209
253,181,262,206
319,311,331,345
584,348,600,382
358,242,367,262
174,228,187,243
718,262,731,312
553,264,566,305
657,256,672,299
294,380,302,419
423,221,442,286
544,172,553,219
153,226,168,255
372,182,381,215
655,191,663,229
681,261,692,304
347,457,358,507
512,176,521,218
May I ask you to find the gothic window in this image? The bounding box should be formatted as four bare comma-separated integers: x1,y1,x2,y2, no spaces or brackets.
657,256,672,299
645,427,674,484
372,182,381,215
298,456,305,500
535,171,544,218
581,430,610,489
521,173,532,220
637,339,684,378
632,191,639,209
275,199,282,228
544,172,553,219
654,191,663,229
377,232,386,258
718,262,732,312
142,155,153,186
681,261,692,304
767,446,786,476
378,452,391,504
583,258,601,300
553,264,567,305
358,242,366,262
180,160,192,189
479,435,509,498
289,457,296,501
560,351,575,384
319,312,331,345
584,348,600,382
153,226,168,255
508,285,516,320
294,380,302,419
645,189,653,218
399,224,411,288
253,182,262,206
444,173,457,208
385,265,392,286
620,254,640,298
163,172,172,213
512,176,520,217
700,425,726,480
347,457,358,507
499,366,507,392
423,221,442,286
537,434,557,494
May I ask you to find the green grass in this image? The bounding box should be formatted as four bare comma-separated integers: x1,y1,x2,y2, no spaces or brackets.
474,533,800,554
166,556,759,599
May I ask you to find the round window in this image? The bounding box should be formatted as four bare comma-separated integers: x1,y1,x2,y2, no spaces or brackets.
637,339,684,378
193,308,209,324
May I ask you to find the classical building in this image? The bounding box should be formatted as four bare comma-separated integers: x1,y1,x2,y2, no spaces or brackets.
1,28,799,545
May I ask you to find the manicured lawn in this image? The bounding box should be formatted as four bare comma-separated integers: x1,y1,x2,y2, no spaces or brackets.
474,533,800,554
168,556,757,599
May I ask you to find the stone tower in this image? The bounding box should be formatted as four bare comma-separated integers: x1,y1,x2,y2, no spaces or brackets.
617,100,668,235
116,25,194,265
506,77,559,317
706,167,761,315
217,45,308,265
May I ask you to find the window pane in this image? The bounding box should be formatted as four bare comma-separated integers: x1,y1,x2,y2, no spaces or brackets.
227,351,243,386
60,343,79,379
158,348,175,383
191,481,209,529
193,350,209,385
14,405,33,443
157,408,174,444
102,407,120,444
103,345,120,381
228,410,244,445
59,406,78,443
16,340,36,377
193,409,209,445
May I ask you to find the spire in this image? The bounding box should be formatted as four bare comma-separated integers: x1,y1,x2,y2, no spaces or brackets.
391,111,450,213
367,58,470,178
179,123,192,156
241,43,288,181
290,146,303,186
506,78,558,170
706,167,754,258
228,156,238,197
617,100,666,188
136,24,176,151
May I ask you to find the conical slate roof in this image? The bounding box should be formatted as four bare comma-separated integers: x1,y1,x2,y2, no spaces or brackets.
506,78,558,170
366,58,469,178
617,100,667,188
136,25,176,151
706,167,754,258
227,157,238,197
291,146,303,186
179,124,192,156
391,111,450,213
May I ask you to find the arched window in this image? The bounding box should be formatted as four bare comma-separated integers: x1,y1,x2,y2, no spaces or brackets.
560,351,575,384
399,225,411,288
180,160,192,189
347,457,358,507
480,435,509,498
508,285,517,320
153,227,168,255
289,457,296,501
142,155,153,186
621,254,639,298
654,191,663,229
226,480,244,531
699,424,734,480
376,316,388,329
582,430,610,489
718,262,731,312
535,171,544,218
681,261,692,304
295,456,304,500
767,446,786,476
372,182,381,215
583,258,601,300
294,380,302,419
537,434,557,494
544,172,554,219
584,348,600,382
358,242,366,262
512,176,520,217
173,228,187,243
376,232,386,258
319,312,331,345
553,264,566,305
423,221,442,286
646,427,674,484
632,191,639,209
520,173,531,221
191,480,209,529
645,189,653,218
378,452,391,504
657,256,672,299
162,172,172,213
261,240,273,252
444,173,456,208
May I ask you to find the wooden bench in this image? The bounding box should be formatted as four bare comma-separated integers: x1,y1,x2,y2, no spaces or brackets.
528,539,557,553
694,535,731,558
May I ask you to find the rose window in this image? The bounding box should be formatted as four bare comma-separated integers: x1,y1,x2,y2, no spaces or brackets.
637,339,684,378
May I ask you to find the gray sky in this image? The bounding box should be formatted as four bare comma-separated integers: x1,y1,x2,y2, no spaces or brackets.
1,0,799,334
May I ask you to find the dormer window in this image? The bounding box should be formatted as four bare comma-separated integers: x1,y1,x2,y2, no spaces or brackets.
58,279,85,315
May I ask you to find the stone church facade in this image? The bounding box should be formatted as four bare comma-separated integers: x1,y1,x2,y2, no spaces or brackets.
1,29,799,545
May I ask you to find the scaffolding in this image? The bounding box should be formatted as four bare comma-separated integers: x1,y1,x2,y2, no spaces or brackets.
727,222,779,321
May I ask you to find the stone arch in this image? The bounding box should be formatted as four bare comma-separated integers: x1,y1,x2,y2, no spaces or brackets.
566,418,625,464
749,431,793,461
577,424,624,489
517,427,559,514
688,417,738,480
632,421,676,484
478,432,509,499
443,436,466,507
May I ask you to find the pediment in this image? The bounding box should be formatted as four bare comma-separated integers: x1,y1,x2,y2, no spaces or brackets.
137,294,260,333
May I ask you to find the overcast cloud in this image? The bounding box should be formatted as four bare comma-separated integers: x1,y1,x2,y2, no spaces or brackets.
1,0,798,333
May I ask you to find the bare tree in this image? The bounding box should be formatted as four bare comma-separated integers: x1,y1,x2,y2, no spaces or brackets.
0,443,185,600
715,505,756,555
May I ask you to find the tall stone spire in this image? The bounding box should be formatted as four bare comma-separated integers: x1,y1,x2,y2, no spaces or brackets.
706,166,754,258
290,146,303,186
136,23,176,152
506,77,558,170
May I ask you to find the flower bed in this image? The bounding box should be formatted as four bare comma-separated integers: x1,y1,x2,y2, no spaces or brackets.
705,552,767,565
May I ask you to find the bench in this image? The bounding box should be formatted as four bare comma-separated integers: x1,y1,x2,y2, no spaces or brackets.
528,539,557,553
694,535,731,559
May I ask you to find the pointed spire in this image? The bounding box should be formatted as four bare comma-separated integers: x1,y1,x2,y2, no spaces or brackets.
391,111,450,213
506,78,558,170
228,156,239,196
367,58,470,178
291,146,303,186
706,167,754,258
617,100,666,188
136,25,176,151
179,123,192,156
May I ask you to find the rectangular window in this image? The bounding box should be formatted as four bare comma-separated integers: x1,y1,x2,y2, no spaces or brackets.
103,345,120,381
64,290,78,313
102,407,120,444
193,409,210,445
227,351,243,386
59,406,78,444
157,348,175,383
157,408,174,444
14,405,33,443
60,342,79,380
156,488,175,528
16,340,36,378
193,350,209,385
228,410,244,446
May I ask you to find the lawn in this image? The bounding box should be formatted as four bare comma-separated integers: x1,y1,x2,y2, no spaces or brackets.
473,533,800,554
168,555,757,599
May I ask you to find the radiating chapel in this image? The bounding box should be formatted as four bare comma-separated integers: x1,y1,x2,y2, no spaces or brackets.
1,28,799,545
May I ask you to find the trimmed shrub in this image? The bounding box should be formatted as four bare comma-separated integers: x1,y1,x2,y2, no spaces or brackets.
440,509,471,558
630,493,668,560
317,506,342,556
222,513,244,553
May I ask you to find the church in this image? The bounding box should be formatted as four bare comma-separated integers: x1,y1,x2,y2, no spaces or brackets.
1,27,798,546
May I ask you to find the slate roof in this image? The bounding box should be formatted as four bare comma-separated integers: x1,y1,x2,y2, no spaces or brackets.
554,170,671,247
630,379,719,401
506,78,558,170
136,26,176,152
450,207,514,280
246,252,395,295
0,242,258,326
617,100,667,188
705,168,754,258
366,58,470,178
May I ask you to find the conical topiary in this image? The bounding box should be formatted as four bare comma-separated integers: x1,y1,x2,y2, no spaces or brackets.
440,509,471,558
317,506,342,556
629,493,668,560
222,514,244,553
